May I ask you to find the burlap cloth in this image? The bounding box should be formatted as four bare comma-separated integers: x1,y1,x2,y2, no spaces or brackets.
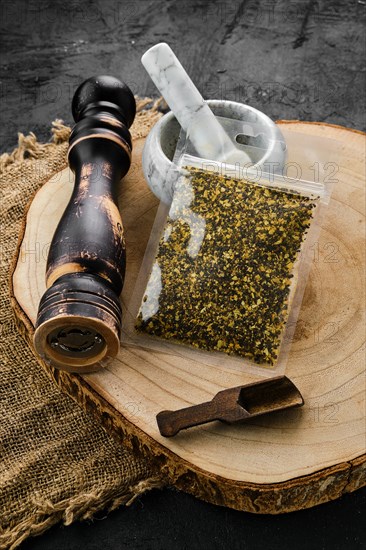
0,99,165,549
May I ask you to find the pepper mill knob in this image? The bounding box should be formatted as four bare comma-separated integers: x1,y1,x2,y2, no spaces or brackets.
71,75,136,127
33,76,136,373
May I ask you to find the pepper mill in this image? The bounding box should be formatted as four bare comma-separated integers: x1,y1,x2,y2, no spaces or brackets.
33,76,136,373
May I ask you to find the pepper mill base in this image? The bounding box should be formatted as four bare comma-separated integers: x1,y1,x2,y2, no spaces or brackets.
33,273,122,372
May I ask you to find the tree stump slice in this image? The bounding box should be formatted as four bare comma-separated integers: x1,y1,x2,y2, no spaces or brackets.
11,122,366,513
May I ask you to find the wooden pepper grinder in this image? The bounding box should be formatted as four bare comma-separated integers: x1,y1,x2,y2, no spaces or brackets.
33,76,136,373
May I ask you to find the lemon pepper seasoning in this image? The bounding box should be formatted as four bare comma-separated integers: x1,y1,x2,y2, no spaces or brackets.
136,168,316,366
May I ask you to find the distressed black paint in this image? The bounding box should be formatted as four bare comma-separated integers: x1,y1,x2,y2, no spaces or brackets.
34,76,136,368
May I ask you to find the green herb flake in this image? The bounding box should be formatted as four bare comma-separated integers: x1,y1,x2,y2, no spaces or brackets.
136,168,316,366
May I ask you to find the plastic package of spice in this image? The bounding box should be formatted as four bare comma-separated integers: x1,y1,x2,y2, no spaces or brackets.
125,116,341,376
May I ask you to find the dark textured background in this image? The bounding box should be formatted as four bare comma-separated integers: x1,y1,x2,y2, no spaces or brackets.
1,0,365,548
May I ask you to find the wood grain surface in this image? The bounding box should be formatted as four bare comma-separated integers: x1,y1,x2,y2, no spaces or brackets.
3,0,366,545
12,121,365,513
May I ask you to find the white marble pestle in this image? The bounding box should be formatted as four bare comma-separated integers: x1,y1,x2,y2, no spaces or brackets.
141,42,252,165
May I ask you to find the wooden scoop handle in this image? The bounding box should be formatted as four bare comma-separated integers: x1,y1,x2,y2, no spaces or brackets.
157,401,220,437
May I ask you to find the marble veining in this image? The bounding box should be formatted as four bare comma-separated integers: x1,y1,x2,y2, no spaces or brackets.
141,43,252,165
142,100,287,204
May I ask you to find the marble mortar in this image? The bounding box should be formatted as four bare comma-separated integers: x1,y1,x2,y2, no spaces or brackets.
142,100,286,203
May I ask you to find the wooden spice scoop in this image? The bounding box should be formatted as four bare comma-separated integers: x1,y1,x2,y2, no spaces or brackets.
156,376,304,437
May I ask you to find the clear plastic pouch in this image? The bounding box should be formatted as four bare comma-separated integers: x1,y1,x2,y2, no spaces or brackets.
125,116,341,376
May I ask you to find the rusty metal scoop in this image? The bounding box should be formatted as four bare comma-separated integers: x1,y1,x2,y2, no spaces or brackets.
156,376,304,437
